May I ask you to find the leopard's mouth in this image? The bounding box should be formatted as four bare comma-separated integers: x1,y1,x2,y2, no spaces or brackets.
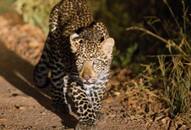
83,81,95,85
82,80,96,85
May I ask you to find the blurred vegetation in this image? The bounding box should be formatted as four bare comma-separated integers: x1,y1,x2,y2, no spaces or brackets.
0,0,15,13
14,0,58,33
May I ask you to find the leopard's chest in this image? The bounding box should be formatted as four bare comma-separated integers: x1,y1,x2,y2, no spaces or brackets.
83,83,105,100
63,75,106,103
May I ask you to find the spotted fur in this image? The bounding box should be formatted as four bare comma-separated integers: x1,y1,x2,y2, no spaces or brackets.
33,0,114,126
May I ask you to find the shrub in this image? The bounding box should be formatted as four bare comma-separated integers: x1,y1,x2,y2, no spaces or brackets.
127,0,191,118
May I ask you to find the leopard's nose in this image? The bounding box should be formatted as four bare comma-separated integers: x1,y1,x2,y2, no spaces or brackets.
82,74,91,81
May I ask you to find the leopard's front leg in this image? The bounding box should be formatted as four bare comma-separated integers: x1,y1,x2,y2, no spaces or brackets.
88,85,106,121
67,81,96,125
91,86,105,112
33,43,50,88
49,61,67,104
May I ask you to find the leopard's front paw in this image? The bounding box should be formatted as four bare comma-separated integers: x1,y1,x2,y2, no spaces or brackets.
33,76,50,88
79,112,96,126
33,68,50,88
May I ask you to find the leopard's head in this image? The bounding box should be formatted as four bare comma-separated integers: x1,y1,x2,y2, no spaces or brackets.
69,22,115,85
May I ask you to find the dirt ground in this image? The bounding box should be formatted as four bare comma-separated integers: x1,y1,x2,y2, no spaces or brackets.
0,13,190,130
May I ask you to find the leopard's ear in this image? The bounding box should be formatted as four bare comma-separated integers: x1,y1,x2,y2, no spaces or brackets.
69,33,80,53
101,37,115,57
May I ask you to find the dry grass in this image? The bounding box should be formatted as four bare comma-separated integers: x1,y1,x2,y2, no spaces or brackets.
126,0,191,123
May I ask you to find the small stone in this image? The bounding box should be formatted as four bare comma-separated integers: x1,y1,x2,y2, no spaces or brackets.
51,125,57,128
29,42,39,48
41,111,46,115
11,93,19,97
14,105,25,110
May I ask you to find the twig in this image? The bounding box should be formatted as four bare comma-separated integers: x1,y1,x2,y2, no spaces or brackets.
126,26,169,44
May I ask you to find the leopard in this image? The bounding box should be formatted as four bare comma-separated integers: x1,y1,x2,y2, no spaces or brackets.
33,0,115,127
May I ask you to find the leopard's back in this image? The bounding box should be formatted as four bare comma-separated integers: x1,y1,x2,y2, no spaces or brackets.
49,0,93,38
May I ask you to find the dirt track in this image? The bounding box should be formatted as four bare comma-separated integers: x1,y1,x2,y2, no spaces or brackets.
0,13,190,130
0,42,151,130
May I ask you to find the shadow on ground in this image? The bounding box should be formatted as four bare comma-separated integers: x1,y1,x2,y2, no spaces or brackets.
0,41,77,128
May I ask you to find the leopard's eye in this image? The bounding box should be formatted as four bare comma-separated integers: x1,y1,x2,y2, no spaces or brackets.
93,59,102,67
79,39,83,43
